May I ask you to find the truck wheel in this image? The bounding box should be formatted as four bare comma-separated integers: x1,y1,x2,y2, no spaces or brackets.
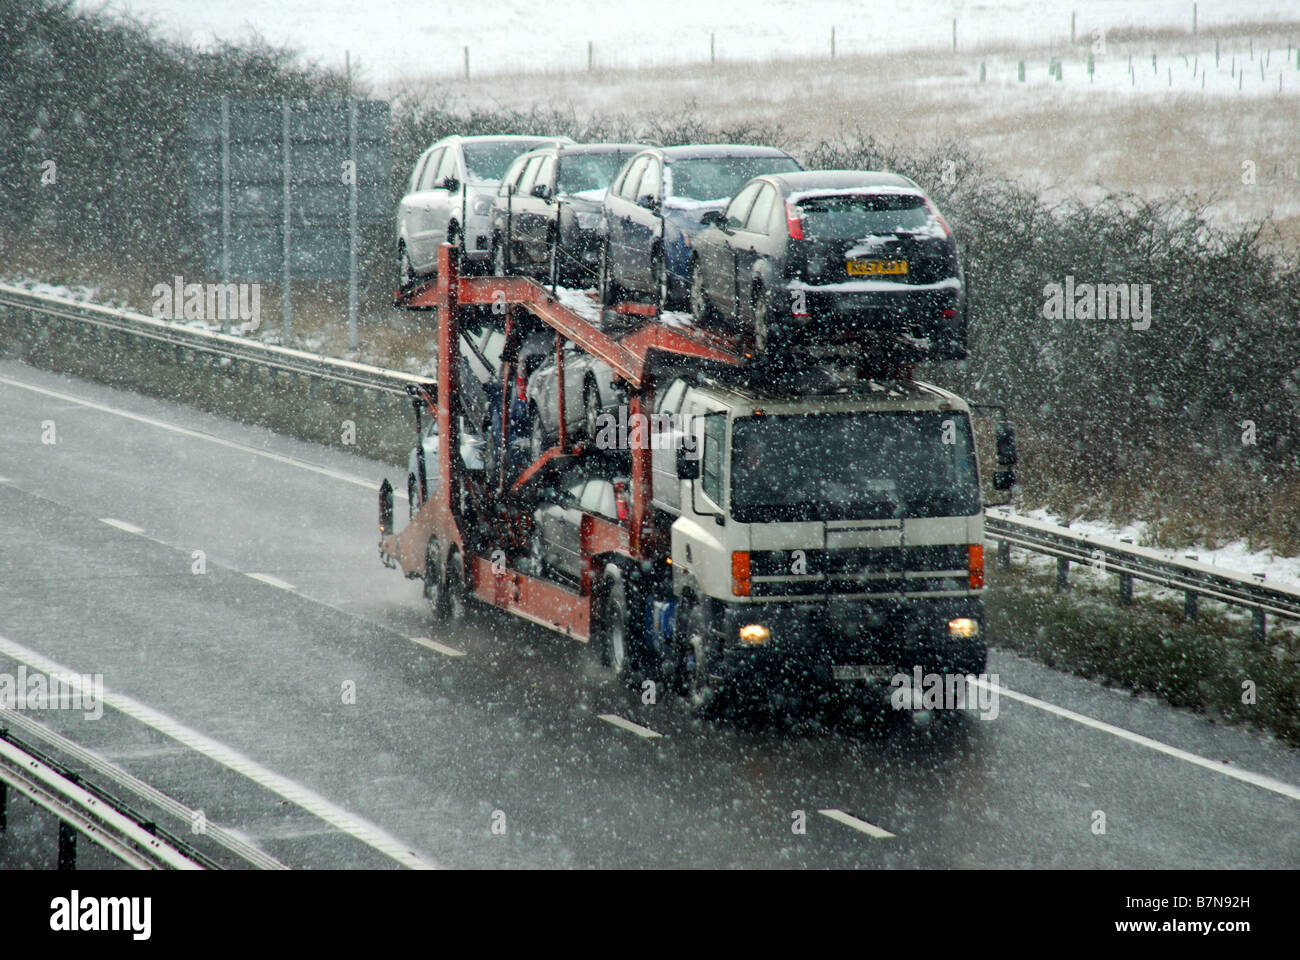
424,538,448,621
679,601,718,716
446,549,470,622
593,564,632,685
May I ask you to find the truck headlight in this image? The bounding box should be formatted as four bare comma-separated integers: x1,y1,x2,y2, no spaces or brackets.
739,624,770,645
948,617,979,639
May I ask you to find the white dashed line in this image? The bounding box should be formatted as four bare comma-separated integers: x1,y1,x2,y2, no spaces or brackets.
0,632,439,869
970,677,1300,804
818,809,895,838
411,637,465,657
246,573,295,591
598,714,663,739
99,517,145,535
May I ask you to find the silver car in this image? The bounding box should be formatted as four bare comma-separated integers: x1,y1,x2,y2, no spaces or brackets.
397,134,572,284
525,344,625,460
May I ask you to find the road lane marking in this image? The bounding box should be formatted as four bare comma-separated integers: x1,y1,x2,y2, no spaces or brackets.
0,374,406,498
99,517,145,535
818,809,895,838
970,677,1300,804
411,637,465,657
0,632,439,869
598,714,663,739
246,573,295,591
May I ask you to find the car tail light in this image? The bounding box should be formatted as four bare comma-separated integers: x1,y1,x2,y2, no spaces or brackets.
968,544,985,589
925,198,952,238
785,203,805,240
614,482,629,523
941,308,956,319
516,371,527,401
731,551,751,596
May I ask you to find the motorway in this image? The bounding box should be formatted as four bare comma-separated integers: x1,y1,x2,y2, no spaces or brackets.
1,356,1299,869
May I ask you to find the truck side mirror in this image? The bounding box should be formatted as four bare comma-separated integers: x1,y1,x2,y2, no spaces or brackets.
676,447,699,480
996,421,1018,466
993,470,1016,491
379,478,394,535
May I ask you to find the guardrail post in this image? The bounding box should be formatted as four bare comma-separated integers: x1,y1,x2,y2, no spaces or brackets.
1184,591,1198,621
57,821,77,870
1056,558,1069,590
1252,609,1266,643
997,540,1010,569
0,779,7,833
1119,572,1133,606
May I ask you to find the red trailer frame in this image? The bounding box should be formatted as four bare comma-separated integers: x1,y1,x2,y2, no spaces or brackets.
381,243,750,641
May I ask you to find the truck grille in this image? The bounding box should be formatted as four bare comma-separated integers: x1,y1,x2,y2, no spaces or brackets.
749,544,969,596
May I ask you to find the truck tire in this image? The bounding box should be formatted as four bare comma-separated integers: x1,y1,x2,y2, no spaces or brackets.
446,549,470,622
679,599,720,716
591,564,632,686
424,538,448,621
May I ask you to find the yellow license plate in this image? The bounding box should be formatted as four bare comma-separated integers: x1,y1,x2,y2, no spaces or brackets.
846,259,908,276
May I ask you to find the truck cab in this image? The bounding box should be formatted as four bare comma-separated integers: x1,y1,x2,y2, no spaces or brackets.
652,370,989,704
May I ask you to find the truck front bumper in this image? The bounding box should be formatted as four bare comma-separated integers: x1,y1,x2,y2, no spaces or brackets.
709,595,986,693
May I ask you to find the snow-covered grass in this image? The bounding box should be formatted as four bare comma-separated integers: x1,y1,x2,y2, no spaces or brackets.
94,0,1300,85
1014,506,1300,592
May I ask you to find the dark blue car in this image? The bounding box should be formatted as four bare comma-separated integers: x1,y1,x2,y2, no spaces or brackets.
598,145,802,308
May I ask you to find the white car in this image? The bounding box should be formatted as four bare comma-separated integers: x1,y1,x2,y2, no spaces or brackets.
525,345,625,460
397,134,572,284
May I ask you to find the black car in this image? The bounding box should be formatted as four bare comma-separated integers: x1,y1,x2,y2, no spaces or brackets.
686,170,967,357
490,143,642,286
599,144,802,308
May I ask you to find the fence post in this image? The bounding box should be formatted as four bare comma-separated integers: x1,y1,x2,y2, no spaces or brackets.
1184,591,1198,621
57,821,77,870
464,46,470,79
282,98,292,343
830,27,835,59
220,95,231,334
1119,572,1133,606
998,540,1010,569
588,41,593,72
1251,609,1266,643
1056,558,1070,591
711,33,715,66
952,18,957,52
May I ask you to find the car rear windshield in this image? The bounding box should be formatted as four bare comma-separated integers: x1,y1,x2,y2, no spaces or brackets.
558,152,636,194
463,141,548,181
668,156,801,202
730,411,981,522
796,193,930,238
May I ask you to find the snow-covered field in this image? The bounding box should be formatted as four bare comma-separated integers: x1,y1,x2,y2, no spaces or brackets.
98,0,1300,85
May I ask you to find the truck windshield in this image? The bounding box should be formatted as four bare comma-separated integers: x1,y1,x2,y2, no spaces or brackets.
730,411,981,522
